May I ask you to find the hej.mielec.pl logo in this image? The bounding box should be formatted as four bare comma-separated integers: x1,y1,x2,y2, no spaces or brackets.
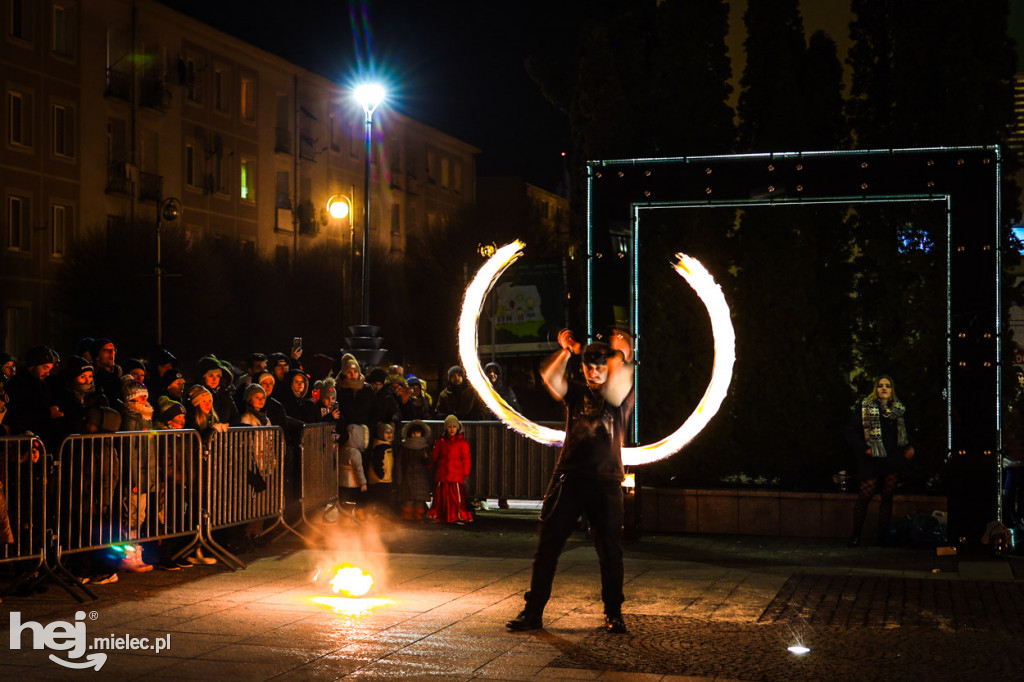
9,610,173,671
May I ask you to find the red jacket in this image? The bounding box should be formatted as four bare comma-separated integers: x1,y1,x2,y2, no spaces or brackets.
430,433,471,482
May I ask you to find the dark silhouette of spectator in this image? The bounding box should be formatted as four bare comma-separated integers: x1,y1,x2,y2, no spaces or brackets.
436,366,483,421
91,339,122,407
484,362,522,413
396,420,433,522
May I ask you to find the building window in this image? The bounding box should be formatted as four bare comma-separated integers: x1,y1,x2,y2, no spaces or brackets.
4,305,31,356
349,123,359,157
8,91,32,147
53,103,74,158
214,152,228,195
275,171,290,209
52,4,74,57
241,75,256,121
240,159,255,202
427,151,437,184
185,141,198,187
7,195,29,251
185,57,201,103
9,0,33,41
214,65,228,112
453,161,463,193
441,157,450,189
51,204,69,256
329,114,341,152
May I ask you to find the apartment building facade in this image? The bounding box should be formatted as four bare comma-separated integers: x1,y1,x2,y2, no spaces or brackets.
1,0,479,356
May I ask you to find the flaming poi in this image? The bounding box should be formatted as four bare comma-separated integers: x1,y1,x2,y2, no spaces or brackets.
458,240,735,465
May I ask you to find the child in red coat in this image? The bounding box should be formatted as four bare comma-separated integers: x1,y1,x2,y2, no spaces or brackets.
427,414,473,524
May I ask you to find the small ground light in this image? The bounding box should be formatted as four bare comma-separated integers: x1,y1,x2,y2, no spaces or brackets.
788,644,811,655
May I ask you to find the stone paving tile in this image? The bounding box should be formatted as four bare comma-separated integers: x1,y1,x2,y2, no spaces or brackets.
142,656,303,681
265,652,365,680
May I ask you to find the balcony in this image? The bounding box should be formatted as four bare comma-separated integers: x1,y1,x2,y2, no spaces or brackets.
105,69,131,101
140,79,172,111
106,161,134,196
274,127,292,154
139,172,163,203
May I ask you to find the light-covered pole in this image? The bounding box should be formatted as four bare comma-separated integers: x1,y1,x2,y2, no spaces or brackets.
353,83,385,326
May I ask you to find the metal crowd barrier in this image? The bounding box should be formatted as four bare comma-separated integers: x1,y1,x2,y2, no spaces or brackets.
55,430,203,555
198,426,285,569
425,420,561,500
279,422,338,541
0,436,87,601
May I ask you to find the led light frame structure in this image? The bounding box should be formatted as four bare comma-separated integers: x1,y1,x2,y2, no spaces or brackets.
587,146,1002,537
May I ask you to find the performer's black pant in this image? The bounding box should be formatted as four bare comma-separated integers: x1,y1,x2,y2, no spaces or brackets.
523,473,624,617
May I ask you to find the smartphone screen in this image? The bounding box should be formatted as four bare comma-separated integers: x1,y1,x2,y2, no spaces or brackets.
292,337,302,351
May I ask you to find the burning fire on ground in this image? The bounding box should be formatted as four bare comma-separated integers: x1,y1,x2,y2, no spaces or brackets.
309,565,393,617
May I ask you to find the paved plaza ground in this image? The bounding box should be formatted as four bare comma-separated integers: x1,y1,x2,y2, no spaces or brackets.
2,503,1024,681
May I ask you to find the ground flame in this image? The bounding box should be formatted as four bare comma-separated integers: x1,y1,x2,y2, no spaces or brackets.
329,565,374,597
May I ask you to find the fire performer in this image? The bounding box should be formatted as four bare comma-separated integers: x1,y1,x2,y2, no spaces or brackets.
506,329,634,634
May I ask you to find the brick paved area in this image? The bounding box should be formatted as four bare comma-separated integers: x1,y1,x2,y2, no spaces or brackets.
1,508,1022,680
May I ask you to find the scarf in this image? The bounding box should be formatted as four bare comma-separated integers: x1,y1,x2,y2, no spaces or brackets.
339,377,365,392
861,397,908,458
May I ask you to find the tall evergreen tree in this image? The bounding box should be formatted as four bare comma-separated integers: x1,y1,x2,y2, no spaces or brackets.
847,0,1016,148
736,0,811,151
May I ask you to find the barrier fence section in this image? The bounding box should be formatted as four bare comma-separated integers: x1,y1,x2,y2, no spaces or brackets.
433,420,561,500
280,422,338,540
0,435,46,566
207,426,285,532
56,430,203,557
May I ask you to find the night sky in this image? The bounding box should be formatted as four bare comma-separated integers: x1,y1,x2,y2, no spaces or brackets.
156,0,571,191
157,0,1024,193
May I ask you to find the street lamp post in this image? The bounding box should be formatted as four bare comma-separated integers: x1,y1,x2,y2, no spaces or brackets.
155,196,182,345
327,190,355,319
353,83,385,326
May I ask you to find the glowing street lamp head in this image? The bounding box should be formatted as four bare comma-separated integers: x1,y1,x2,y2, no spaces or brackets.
327,195,351,220
354,83,386,116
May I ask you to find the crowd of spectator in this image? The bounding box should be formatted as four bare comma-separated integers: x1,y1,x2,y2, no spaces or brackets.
0,338,523,588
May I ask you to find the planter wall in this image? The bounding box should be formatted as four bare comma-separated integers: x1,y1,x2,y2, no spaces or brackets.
638,487,947,539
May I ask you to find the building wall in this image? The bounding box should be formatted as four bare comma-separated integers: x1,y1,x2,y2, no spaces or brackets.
1,0,478,357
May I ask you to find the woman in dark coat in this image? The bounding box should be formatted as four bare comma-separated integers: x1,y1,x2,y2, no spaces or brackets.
279,369,320,424
845,375,915,546
395,420,433,521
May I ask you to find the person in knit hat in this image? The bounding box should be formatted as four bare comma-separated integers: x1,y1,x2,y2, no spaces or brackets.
54,355,108,440
152,396,193,570
4,345,59,444
120,378,154,432
252,371,288,428
154,396,186,430
336,354,377,436
122,358,147,384
337,423,369,520
396,420,433,522
406,376,434,417
0,350,15,381
160,368,186,402
239,383,270,427
313,377,341,424
90,338,122,406
365,422,395,517
185,384,226,442
118,378,157,573
194,355,238,425
435,366,483,421
426,415,473,524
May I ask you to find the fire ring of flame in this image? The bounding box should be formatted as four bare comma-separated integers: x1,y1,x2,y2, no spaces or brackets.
458,240,735,466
